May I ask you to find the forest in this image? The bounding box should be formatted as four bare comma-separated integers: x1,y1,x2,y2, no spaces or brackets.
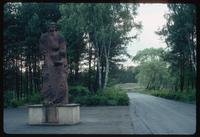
3,3,196,107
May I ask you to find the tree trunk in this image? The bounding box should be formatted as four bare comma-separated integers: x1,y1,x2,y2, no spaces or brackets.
146,81,151,89
95,39,103,90
103,37,111,89
33,55,37,93
97,54,102,89
180,55,184,92
25,66,28,99
15,58,20,99
29,62,33,95
88,43,92,91
20,54,23,98
103,57,109,89
74,50,80,82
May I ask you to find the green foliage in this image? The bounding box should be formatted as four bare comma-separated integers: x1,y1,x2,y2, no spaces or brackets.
4,3,141,104
133,48,172,90
27,92,42,104
58,3,141,90
4,85,129,107
10,98,26,108
156,4,196,91
101,87,129,105
69,86,129,106
3,3,61,105
4,90,15,107
143,89,196,103
69,86,90,102
4,91,42,108
132,48,164,64
69,86,90,96
109,66,138,84
80,95,108,106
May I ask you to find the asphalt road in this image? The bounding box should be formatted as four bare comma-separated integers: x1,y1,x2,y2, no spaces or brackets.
128,92,196,134
3,92,196,134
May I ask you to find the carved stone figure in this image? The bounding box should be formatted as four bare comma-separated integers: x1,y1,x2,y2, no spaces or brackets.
39,22,68,105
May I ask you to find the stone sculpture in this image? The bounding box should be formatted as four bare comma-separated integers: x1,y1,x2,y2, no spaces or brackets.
39,22,69,105
28,22,80,125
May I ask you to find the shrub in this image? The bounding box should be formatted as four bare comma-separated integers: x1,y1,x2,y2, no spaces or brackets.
69,85,90,103
87,95,109,106
107,99,118,105
4,86,130,107
97,95,108,105
101,87,129,106
4,90,15,107
10,98,25,108
27,92,42,104
4,90,42,108
70,86,129,106
145,89,196,103
69,85,90,96
117,93,129,105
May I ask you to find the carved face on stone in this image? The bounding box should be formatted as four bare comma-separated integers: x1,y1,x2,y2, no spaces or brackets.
48,22,57,33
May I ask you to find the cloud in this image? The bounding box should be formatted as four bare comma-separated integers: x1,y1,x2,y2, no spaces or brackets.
123,4,168,67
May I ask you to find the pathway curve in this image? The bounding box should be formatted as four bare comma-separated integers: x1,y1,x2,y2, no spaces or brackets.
128,92,196,134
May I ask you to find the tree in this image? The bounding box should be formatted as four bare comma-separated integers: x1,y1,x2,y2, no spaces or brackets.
3,3,61,100
4,3,141,102
58,3,141,91
156,4,196,91
59,4,87,85
133,48,171,90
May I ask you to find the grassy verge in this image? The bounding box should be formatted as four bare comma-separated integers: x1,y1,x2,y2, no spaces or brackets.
142,89,196,104
115,83,196,104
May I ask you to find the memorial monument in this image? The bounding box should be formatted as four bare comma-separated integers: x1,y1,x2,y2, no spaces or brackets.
28,22,80,125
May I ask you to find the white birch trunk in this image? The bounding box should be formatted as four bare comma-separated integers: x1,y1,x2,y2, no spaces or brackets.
97,52,102,89
103,37,111,89
95,36,103,90
187,35,196,73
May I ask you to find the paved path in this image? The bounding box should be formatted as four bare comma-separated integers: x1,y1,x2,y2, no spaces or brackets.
4,106,133,134
4,92,196,134
128,92,196,134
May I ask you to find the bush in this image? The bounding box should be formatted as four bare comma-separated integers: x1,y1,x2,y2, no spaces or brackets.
70,86,129,106
145,89,196,103
102,87,129,105
4,86,130,107
10,98,25,108
4,90,42,108
88,95,110,106
69,85,90,102
4,90,26,108
27,92,42,104
117,93,129,105
4,90,15,107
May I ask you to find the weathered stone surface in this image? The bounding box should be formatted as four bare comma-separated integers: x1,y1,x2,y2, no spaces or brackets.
45,105,58,123
39,22,69,104
57,104,80,124
28,104,80,125
28,105,45,124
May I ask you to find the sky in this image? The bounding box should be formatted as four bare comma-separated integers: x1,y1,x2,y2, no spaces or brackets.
123,4,169,67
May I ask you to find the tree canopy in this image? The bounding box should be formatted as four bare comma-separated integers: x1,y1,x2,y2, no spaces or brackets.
3,3,141,100
156,4,196,91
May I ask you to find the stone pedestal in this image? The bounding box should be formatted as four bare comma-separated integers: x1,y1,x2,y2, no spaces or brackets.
28,104,80,125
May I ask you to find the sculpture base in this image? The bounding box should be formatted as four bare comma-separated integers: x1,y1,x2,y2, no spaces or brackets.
28,104,80,125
